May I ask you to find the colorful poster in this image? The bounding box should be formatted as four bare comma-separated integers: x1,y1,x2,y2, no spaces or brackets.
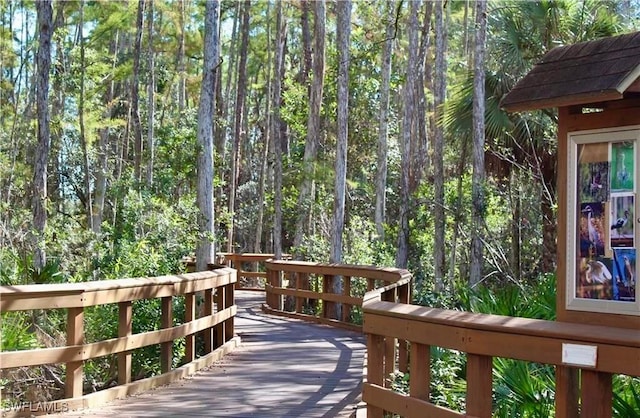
612,249,637,302
579,161,610,203
579,202,605,257
610,194,634,248
577,257,614,300
611,142,634,191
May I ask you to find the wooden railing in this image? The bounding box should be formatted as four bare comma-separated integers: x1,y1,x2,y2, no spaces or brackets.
362,279,640,418
0,268,238,417
264,259,411,331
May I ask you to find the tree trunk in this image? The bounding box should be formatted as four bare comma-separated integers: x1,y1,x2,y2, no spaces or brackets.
299,0,312,85
178,0,187,111
254,2,272,254
78,1,93,231
196,0,220,271
293,0,325,256
470,0,487,286
272,0,287,260
433,0,447,289
132,0,144,184
93,33,119,234
374,0,396,240
227,0,250,253
33,0,53,271
396,0,419,269
146,0,155,187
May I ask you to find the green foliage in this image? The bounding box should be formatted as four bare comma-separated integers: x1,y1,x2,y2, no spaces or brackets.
0,313,40,351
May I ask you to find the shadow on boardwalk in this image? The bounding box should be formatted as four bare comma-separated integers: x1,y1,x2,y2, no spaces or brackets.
53,291,365,418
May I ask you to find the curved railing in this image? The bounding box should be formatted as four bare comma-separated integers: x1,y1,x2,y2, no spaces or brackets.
362,279,640,418
264,259,412,331
0,268,237,417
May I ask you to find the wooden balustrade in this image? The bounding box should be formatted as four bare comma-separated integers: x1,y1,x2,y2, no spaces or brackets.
0,268,238,417
264,259,412,332
362,279,640,418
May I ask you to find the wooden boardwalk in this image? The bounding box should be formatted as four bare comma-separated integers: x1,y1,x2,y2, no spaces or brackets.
54,291,365,417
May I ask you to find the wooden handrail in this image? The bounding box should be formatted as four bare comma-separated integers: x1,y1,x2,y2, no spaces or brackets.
362,278,640,418
264,259,411,331
0,268,238,417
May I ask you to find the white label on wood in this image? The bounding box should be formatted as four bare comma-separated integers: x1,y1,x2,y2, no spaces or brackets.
562,343,597,367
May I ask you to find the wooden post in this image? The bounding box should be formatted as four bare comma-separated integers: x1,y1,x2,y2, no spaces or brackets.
215,286,224,347
184,293,196,362
224,282,234,342
160,296,173,373
410,343,430,401
367,333,385,418
398,283,410,372
556,366,579,418
466,354,493,418
118,301,132,385
65,307,84,399
381,289,396,381
580,370,612,418
322,274,334,319
204,289,213,353
295,273,303,313
341,276,351,323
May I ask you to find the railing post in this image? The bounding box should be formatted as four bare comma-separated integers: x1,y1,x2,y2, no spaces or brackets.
366,333,385,418
65,307,84,399
556,365,579,418
160,296,173,373
215,286,224,347
466,354,493,418
224,281,234,342
295,273,303,314
580,370,612,418
118,301,132,385
341,276,351,323
382,290,396,380
204,289,213,353
410,343,430,401
398,283,410,372
184,292,196,362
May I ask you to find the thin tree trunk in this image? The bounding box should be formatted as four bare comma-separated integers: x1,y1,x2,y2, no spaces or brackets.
433,0,447,290
196,0,220,271
78,1,93,231
448,144,468,282
470,0,487,286
254,1,273,254
412,0,430,190
93,33,119,234
396,0,419,269
293,0,325,256
299,0,312,85
272,0,286,260
33,0,53,271
146,0,155,187
132,0,145,184
374,0,396,240
178,0,187,111
228,0,250,252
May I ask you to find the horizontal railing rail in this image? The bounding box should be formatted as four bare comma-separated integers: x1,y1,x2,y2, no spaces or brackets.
362,281,640,418
0,268,238,417
185,253,290,291
265,260,411,331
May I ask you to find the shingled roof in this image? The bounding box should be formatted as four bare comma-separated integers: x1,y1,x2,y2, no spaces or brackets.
501,31,640,112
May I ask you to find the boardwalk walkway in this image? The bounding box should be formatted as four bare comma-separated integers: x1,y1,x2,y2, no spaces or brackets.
55,291,366,418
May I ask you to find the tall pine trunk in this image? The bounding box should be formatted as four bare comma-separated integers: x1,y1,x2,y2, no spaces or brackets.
470,0,487,286
293,0,325,256
132,0,144,184
146,0,155,187
228,0,250,252
374,0,396,240
33,0,53,272
196,0,220,271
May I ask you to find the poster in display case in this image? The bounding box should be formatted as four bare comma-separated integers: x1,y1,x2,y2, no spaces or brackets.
567,128,639,316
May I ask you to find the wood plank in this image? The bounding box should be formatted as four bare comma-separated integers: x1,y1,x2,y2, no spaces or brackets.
410,343,430,401
184,293,196,362
118,301,132,385
555,365,579,418
66,307,84,399
580,370,612,418
160,296,173,373
362,383,465,418
466,354,492,418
